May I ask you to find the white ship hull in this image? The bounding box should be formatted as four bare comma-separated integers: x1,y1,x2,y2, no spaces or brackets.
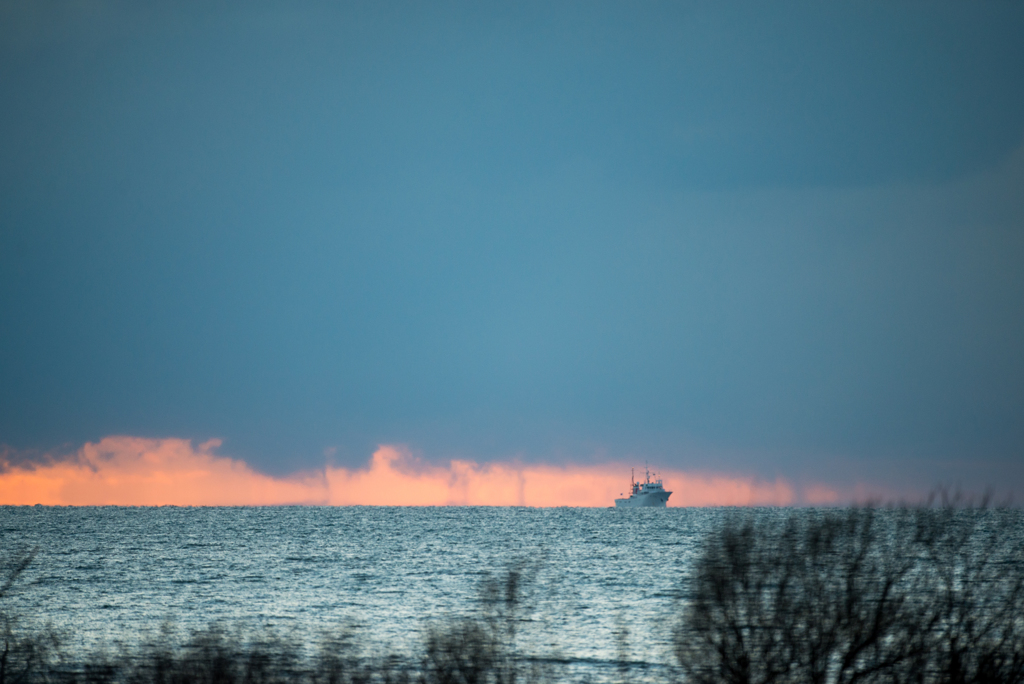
614,467,671,507
614,491,671,508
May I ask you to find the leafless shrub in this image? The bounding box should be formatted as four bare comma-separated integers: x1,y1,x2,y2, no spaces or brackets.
0,557,552,684
421,563,551,684
1,545,65,684
309,630,411,684
0,617,61,684
674,505,1024,684
106,626,296,684
914,503,1024,684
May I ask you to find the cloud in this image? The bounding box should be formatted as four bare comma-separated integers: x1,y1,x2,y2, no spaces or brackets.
0,437,328,506
2,437,814,506
325,446,792,506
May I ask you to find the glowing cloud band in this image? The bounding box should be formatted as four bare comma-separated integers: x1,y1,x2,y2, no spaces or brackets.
1,437,804,507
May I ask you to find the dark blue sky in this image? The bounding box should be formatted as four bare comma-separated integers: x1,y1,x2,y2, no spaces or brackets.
2,1,1023,494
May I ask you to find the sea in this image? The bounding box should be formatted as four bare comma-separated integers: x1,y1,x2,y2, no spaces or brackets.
5,506,1020,683
1,506,722,682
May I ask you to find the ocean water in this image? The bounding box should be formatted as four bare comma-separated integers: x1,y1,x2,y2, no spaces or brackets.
0,506,725,680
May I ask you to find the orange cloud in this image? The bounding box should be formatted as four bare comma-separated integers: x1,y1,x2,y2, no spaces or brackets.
801,483,841,505
1,437,800,506
324,446,795,506
0,437,328,506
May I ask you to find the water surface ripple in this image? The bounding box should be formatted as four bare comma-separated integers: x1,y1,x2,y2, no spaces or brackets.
4,506,735,678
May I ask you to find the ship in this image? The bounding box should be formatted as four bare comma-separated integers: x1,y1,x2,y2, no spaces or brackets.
614,466,671,507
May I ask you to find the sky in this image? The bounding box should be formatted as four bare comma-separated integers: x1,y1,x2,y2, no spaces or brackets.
1,0,1023,505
